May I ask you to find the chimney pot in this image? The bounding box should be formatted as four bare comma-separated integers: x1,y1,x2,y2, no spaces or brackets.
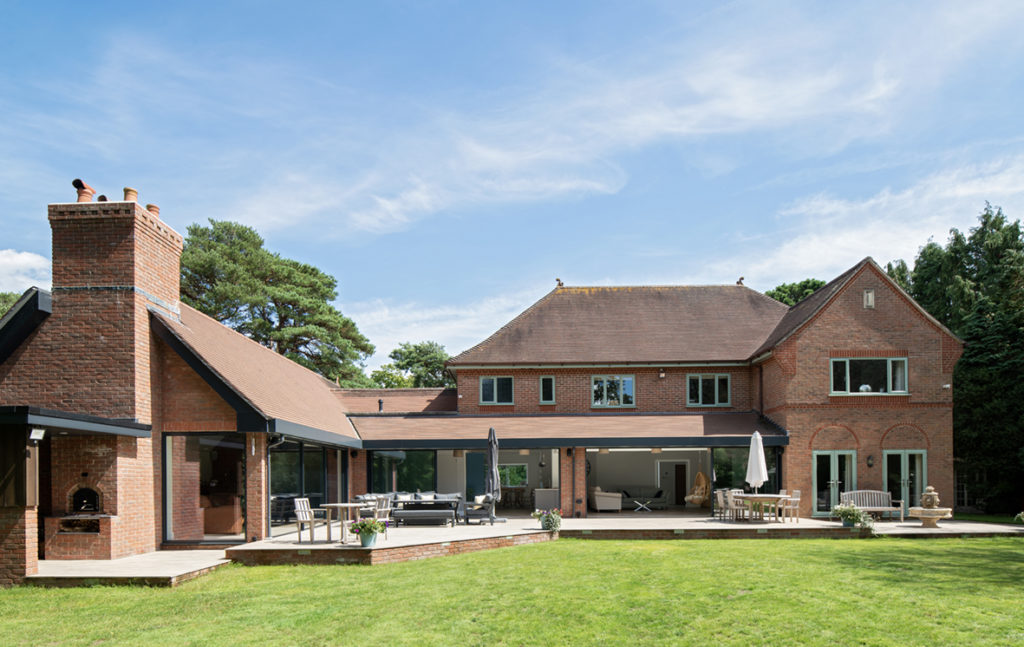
72,178,95,202
123,187,138,202
97,195,108,202
145,203,160,217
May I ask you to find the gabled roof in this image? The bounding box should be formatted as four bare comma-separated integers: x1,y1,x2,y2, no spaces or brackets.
750,257,961,358
152,304,358,445
448,285,789,366
0,288,51,366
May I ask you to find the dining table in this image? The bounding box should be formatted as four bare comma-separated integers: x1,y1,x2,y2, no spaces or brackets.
319,502,371,543
734,493,788,522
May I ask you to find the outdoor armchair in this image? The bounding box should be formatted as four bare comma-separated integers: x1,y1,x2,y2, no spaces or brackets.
464,494,496,525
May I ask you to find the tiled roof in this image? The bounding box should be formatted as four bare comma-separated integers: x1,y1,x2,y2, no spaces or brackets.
448,285,789,366
349,411,784,445
334,388,458,413
153,304,357,441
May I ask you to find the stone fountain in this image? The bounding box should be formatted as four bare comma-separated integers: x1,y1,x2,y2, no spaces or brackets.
907,486,953,528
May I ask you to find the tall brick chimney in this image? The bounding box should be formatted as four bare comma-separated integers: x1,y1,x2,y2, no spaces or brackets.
43,182,184,424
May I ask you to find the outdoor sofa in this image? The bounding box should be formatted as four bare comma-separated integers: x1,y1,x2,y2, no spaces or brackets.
389,492,462,526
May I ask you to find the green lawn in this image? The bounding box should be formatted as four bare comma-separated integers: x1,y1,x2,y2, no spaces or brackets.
954,512,1022,525
2,537,1022,646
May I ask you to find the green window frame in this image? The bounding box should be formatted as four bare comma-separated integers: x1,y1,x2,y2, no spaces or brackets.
591,375,635,408
480,376,514,405
539,376,555,405
830,358,908,395
687,373,730,406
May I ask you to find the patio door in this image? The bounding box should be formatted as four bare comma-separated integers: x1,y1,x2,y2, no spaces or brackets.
883,450,926,512
812,451,856,516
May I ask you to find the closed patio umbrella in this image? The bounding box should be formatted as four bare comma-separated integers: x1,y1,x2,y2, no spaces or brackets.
745,431,768,493
484,427,502,503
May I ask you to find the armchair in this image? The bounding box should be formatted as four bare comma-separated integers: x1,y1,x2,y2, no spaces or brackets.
588,486,622,512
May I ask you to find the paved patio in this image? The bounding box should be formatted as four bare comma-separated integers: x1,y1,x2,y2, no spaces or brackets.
25,511,1023,586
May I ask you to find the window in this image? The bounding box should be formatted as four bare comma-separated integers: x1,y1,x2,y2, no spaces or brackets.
863,289,875,309
498,464,528,487
687,374,730,406
480,376,514,404
830,358,908,394
539,376,555,404
592,375,635,407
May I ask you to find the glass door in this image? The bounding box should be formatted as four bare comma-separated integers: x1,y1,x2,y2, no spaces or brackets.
884,450,926,511
812,451,856,515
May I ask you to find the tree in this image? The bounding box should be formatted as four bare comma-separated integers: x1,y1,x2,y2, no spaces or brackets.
0,292,18,317
890,204,1024,512
370,364,413,388
181,219,375,387
371,341,455,388
764,278,826,306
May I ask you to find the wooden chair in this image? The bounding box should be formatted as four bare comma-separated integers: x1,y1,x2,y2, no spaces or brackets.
766,489,787,522
713,489,728,520
725,490,747,521
372,495,392,540
780,490,801,523
293,497,326,542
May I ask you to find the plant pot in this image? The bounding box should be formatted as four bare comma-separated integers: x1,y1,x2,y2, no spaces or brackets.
842,519,854,528
359,532,377,547
541,517,561,532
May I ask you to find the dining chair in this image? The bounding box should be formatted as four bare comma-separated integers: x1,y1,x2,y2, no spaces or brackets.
293,497,326,542
713,489,727,520
781,490,801,523
725,490,746,521
372,495,392,540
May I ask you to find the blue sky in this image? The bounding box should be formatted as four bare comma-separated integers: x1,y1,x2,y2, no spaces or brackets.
3,1,1024,370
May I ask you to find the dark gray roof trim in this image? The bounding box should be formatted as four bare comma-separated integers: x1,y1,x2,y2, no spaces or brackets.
271,419,361,449
0,405,151,438
0,288,52,366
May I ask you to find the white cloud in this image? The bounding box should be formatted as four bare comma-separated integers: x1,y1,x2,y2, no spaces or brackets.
344,285,548,372
714,157,1024,291
0,249,50,293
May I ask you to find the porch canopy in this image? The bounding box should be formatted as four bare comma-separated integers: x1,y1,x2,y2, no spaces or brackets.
351,411,787,450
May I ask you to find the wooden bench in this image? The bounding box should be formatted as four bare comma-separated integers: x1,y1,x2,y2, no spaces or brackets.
840,490,904,522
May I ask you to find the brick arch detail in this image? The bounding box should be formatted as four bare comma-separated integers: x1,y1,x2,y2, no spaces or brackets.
808,424,860,450
56,478,111,515
880,423,931,451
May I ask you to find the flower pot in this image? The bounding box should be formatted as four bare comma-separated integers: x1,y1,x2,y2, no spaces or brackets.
359,532,377,547
842,519,854,528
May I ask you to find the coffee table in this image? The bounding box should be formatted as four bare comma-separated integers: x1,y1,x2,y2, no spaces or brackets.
632,499,652,512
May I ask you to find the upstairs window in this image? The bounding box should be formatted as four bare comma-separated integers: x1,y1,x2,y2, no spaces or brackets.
480,376,514,404
539,376,555,404
831,358,907,394
687,374,731,406
592,375,635,408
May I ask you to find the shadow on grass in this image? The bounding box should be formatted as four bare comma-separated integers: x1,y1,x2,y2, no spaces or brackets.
816,538,1024,594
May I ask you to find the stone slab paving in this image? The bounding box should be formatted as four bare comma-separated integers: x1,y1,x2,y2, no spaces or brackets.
27,549,230,587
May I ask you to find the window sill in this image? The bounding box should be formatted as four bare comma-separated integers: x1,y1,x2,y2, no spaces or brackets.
686,404,731,408
590,405,637,409
828,392,909,397
480,402,515,406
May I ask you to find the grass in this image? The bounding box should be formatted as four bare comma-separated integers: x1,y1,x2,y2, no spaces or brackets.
2,537,1023,646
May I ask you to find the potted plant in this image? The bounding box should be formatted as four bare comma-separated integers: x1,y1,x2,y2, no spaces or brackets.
350,517,388,547
831,503,874,532
531,508,562,532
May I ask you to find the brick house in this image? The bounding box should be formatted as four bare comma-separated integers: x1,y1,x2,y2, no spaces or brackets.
0,185,962,586
351,267,961,521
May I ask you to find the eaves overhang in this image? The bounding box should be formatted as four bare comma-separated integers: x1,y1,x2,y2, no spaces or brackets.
0,405,151,438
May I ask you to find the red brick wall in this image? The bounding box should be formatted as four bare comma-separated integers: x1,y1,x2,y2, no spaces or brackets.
765,265,961,515
166,435,203,542
349,452,368,499
159,340,237,432
0,507,37,586
457,366,753,414
558,447,587,518
245,432,268,541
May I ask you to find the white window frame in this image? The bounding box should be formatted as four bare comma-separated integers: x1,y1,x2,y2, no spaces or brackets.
591,375,635,408
829,358,908,395
539,376,556,405
686,373,731,407
479,376,514,405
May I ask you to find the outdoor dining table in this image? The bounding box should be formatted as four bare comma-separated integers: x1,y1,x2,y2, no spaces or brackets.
320,502,371,543
734,493,788,522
